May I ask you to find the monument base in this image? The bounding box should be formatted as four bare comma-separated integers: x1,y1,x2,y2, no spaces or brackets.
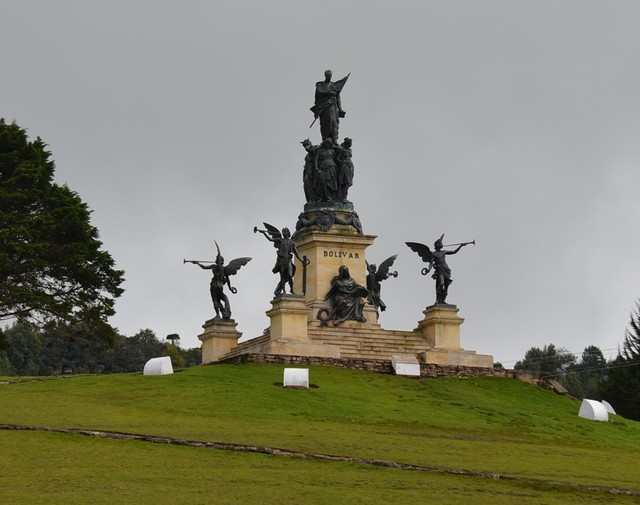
198,318,242,364
262,295,340,358
418,304,464,349
420,348,493,368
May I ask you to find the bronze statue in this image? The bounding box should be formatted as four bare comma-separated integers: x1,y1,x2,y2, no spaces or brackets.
324,265,368,325
184,242,251,319
336,137,354,202
254,223,307,297
366,255,398,314
300,137,356,205
310,70,350,146
301,139,316,203
313,138,339,202
406,235,474,305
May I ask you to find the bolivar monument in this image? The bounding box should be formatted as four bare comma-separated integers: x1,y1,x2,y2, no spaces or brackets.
193,71,493,373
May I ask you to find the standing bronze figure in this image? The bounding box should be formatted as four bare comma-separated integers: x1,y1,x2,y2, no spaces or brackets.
310,70,350,146
406,235,474,305
366,255,398,314
255,223,307,297
184,242,251,319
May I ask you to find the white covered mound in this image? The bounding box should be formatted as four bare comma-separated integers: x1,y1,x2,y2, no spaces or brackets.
143,356,174,375
578,399,608,422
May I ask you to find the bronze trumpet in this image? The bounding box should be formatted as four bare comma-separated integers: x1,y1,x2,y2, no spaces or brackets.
442,240,475,247
183,258,215,264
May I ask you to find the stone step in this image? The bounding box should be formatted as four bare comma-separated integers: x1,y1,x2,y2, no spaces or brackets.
219,325,431,362
222,334,270,359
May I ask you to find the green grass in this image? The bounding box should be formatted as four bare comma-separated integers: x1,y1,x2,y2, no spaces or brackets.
1,364,639,504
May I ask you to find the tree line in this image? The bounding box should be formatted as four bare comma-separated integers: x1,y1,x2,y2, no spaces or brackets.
514,301,640,421
0,322,200,375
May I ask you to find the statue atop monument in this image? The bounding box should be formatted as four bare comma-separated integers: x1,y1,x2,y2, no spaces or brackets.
406,235,474,305
310,70,350,146
297,71,360,235
185,242,251,319
254,223,308,297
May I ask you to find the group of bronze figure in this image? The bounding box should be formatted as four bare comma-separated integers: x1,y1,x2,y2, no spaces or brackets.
184,71,474,324
302,70,354,205
185,229,473,324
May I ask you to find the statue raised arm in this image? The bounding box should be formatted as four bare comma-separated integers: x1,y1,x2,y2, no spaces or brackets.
185,241,251,319
406,234,472,305
255,223,307,297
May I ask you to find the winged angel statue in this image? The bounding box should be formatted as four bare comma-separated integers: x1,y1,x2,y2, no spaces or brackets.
365,254,398,314
185,242,251,319
255,223,307,297
406,235,473,305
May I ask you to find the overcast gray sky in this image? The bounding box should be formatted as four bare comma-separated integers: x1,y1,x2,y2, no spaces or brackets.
3,1,640,365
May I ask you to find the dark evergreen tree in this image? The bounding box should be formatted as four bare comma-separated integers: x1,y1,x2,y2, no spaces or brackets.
0,119,124,342
600,301,640,420
621,302,640,361
562,345,606,399
166,333,180,347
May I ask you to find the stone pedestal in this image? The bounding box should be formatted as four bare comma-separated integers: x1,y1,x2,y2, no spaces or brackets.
266,295,309,341
418,304,494,367
418,304,463,349
293,228,376,322
263,295,340,357
198,318,242,364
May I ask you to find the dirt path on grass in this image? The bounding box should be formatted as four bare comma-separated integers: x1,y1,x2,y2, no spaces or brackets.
1,423,638,497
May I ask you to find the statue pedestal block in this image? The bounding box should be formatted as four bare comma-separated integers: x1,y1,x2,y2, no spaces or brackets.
417,304,493,367
266,295,309,341
418,304,463,349
264,295,340,358
198,318,242,364
293,229,376,321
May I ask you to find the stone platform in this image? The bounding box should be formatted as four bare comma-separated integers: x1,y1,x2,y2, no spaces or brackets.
215,303,492,369
198,216,493,371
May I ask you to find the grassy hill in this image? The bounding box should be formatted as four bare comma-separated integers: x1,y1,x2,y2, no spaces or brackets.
1,364,639,504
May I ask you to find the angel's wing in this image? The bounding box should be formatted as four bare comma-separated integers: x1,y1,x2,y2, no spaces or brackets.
224,257,252,276
262,222,282,247
376,254,398,281
405,242,433,263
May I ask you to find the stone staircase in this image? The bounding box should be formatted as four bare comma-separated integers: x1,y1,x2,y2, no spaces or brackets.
221,334,271,360
307,323,429,360
219,322,429,362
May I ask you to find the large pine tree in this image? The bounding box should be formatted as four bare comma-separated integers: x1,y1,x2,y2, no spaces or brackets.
0,118,124,341
600,301,640,420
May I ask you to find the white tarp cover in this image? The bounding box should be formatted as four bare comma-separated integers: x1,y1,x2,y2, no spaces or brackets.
578,399,609,422
143,356,174,376
601,400,616,415
283,368,309,388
